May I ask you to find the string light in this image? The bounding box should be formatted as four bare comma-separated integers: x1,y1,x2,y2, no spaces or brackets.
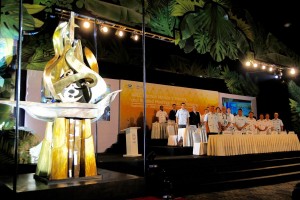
55,8,174,43
99,25,109,33
244,59,297,79
131,33,139,41
83,20,91,29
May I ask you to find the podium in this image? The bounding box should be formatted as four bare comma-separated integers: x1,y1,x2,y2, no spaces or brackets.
121,127,142,157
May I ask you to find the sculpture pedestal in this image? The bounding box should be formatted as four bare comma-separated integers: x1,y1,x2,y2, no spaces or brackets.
35,118,98,181
121,127,142,157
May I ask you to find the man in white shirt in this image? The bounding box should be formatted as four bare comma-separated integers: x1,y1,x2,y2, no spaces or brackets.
175,103,190,146
204,105,220,137
175,103,190,128
233,108,248,134
156,105,168,123
246,111,257,134
256,113,267,134
272,112,284,132
218,106,232,132
264,113,273,133
227,107,235,130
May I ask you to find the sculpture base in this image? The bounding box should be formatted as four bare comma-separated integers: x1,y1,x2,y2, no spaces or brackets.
33,173,103,185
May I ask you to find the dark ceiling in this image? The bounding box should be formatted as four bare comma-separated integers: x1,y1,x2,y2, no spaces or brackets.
236,0,300,55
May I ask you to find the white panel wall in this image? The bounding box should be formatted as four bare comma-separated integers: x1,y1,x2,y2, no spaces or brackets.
25,70,120,153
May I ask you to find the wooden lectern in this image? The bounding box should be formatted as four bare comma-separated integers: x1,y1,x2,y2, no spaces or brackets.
121,127,142,157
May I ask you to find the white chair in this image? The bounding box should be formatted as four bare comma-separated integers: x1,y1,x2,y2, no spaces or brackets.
167,135,178,146
192,132,207,155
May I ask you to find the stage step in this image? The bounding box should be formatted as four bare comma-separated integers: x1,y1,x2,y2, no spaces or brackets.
151,151,300,196
150,146,193,156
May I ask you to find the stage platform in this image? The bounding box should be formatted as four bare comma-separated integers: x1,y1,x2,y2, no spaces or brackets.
97,148,300,197
0,168,145,200
1,136,300,199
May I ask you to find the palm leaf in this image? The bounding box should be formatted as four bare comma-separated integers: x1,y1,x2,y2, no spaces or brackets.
288,80,300,103
0,1,36,39
289,98,300,133
148,5,176,37
84,0,150,25
171,0,205,17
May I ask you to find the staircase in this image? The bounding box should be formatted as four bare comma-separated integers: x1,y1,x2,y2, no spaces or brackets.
151,151,300,196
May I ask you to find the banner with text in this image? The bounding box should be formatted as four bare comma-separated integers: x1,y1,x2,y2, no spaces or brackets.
120,80,219,130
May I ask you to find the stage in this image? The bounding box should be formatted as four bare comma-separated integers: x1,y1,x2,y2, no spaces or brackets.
1,137,300,199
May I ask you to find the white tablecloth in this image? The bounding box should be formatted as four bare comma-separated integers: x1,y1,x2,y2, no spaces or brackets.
207,134,300,156
151,122,178,139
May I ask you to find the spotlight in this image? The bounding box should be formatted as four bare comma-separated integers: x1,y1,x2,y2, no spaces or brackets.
262,65,266,70
100,25,109,33
253,63,258,68
269,67,273,72
290,68,296,75
245,61,251,67
83,20,90,29
115,29,125,37
131,33,139,41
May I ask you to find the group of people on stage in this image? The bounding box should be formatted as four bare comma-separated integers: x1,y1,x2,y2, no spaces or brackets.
155,103,285,136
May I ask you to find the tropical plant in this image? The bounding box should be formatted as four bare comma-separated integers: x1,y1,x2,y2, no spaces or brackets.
287,80,300,133
221,66,259,96
0,1,45,69
22,33,55,70
171,0,252,62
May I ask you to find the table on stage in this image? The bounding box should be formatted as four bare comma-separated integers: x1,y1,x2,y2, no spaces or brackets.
207,133,300,156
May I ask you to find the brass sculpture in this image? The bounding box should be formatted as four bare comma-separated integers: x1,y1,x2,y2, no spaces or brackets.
0,12,121,181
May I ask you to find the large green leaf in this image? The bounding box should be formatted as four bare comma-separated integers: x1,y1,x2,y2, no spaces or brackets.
0,1,45,39
171,0,204,17
148,5,176,37
21,34,54,70
289,98,300,133
84,0,150,25
175,2,243,62
288,80,300,103
194,33,210,54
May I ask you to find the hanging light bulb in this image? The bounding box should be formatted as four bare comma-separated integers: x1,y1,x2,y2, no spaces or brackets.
100,25,109,33
83,20,90,29
131,33,139,41
115,29,125,37
290,68,296,75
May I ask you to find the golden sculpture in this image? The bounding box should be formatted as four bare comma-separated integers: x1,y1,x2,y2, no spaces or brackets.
0,12,121,181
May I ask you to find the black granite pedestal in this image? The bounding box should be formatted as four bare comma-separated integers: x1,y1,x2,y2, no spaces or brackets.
0,168,145,200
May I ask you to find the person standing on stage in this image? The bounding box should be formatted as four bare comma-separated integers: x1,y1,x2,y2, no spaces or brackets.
226,107,235,130
200,108,209,128
168,103,177,122
189,105,201,128
156,105,168,123
256,113,267,133
272,112,284,132
233,108,248,133
264,113,273,133
175,103,190,128
218,106,232,132
204,105,220,137
246,111,257,133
